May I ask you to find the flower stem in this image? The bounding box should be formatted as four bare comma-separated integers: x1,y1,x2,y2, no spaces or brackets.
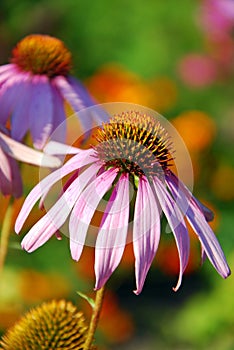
0,197,14,275
83,286,105,350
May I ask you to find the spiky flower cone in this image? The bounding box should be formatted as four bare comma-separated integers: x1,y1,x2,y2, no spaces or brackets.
0,300,97,350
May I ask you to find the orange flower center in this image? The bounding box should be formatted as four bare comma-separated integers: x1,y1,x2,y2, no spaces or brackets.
11,34,72,78
95,111,174,178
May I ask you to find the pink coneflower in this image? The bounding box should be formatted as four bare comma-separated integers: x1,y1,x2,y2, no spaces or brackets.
15,111,230,294
0,127,61,197
0,34,107,149
198,0,234,39
177,54,217,88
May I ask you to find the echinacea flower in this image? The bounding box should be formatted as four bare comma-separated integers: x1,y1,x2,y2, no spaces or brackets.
15,110,231,294
0,127,60,197
199,0,234,39
0,34,107,149
177,54,217,88
0,300,97,350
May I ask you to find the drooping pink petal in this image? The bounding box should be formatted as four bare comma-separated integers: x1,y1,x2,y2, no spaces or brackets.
67,76,96,106
133,177,161,295
0,72,25,124
50,83,67,143
53,76,92,132
166,171,213,223
0,65,18,86
0,131,61,168
53,76,86,109
0,145,22,198
193,197,214,222
68,76,110,124
0,63,15,75
201,246,207,264
15,148,97,233
44,141,80,155
153,176,190,291
94,174,129,290
8,156,23,198
0,147,12,195
28,75,53,149
11,74,31,141
166,171,231,278
21,163,100,252
38,169,80,211
69,168,118,261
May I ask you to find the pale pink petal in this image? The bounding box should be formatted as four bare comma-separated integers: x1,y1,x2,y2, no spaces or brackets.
53,76,85,108
8,156,23,198
166,171,231,278
67,76,96,106
94,173,129,290
15,148,97,233
193,197,214,222
0,145,22,197
21,163,100,252
67,77,110,125
0,72,25,124
0,147,11,180
28,75,53,149
0,65,18,86
0,64,15,75
153,177,190,291
133,177,161,295
0,147,12,195
38,170,79,210
201,246,207,264
0,131,61,168
11,74,31,141
50,83,67,143
69,168,118,261
44,141,80,155
53,76,91,131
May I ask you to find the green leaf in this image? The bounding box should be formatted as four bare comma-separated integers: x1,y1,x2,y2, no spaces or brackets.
8,242,22,250
77,291,95,309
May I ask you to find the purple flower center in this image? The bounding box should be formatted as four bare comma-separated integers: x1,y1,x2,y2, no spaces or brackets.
95,111,174,177
11,34,72,78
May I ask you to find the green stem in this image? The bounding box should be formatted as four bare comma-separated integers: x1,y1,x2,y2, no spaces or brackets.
83,286,105,350
0,197,14,275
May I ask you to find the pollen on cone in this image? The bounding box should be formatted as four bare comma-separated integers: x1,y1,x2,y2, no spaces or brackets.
0,300,97,350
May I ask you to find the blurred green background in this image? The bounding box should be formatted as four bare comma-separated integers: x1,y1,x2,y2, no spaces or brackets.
0,0,234,349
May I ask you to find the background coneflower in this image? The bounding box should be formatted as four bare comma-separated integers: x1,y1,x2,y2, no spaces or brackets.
0,34,107,149
0,300,97,350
